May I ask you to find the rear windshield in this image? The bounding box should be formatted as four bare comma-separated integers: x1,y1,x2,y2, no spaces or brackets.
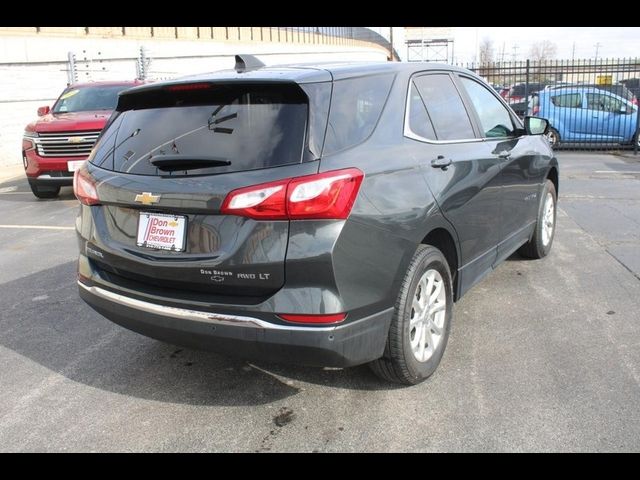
90,84,308,176
53,85,131,113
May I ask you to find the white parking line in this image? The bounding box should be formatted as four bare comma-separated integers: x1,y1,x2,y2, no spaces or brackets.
593,170,640,174
0,225,75,230
0,186,17,193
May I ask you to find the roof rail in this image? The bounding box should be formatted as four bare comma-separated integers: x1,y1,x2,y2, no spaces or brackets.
235,54,265,73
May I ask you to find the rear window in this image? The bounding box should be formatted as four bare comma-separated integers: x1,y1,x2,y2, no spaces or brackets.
90,83,308,176
323,73,394,155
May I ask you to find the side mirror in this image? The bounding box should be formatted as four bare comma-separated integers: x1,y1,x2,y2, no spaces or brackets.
37,106,50,117
524,116,549,135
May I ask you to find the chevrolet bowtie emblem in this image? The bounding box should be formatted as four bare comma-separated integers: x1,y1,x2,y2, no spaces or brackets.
68,136,86,143
134,192,160,205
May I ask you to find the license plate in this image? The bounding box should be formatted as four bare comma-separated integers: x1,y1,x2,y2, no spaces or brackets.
136,212,187,252
68,160,85,172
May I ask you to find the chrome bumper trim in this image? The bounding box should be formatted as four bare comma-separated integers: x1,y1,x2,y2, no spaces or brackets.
78,281,337,332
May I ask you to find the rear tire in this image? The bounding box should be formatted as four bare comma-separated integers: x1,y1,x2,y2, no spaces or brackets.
519,179,557,259
29,182,60,199
369,245,453,385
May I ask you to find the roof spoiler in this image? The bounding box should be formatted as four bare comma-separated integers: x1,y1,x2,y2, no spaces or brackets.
235,54,265,73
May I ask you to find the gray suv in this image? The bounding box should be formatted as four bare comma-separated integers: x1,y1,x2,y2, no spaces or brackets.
75,57,558,384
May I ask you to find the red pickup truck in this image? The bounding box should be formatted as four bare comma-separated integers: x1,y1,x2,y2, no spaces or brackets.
22,80,143,198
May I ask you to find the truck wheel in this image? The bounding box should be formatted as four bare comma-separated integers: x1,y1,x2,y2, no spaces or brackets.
29,182,60,199
369,245,453,385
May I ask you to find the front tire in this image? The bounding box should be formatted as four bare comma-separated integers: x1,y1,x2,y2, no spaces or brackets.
519,179,557,259
29,182,60,199
369,245,453,385
546,127,560,149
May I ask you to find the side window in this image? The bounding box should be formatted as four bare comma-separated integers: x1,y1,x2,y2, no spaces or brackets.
413,74,475,141
587,93,623,113
551,93,582,108
407,80,437,140
324,73,395,155
459,77,515,138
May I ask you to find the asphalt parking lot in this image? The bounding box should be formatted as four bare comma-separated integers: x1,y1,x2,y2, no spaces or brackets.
1,152,639,452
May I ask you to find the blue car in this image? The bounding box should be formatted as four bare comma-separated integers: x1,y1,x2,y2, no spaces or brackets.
530,87,639,148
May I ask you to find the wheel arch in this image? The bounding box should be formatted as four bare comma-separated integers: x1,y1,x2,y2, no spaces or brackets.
420,225,461,301
547,165,559,196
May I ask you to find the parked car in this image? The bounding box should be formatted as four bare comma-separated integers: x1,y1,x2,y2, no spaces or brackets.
75,57,558,385
620,78,640,99
505,82,550,117
22,80,143,198
530,87,639,148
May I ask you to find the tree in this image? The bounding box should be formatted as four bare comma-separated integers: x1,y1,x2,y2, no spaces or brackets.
479,38,494,65
529,41,557,63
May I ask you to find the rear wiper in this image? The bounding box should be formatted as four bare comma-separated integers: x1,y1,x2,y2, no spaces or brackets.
149,154,231,171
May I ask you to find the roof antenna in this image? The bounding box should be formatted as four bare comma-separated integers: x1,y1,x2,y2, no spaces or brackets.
235,54,265,73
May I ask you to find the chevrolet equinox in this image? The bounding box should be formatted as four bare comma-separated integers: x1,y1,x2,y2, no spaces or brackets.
75,56,558,384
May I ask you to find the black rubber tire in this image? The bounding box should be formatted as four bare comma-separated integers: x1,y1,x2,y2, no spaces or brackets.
546,127,560,149
369,245,453,385
518,179,557,259
29,182,60,199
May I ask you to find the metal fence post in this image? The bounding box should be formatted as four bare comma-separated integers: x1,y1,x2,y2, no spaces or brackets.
67,51,77,85
137,46,147,80
635,103,640,155
524,59,530,113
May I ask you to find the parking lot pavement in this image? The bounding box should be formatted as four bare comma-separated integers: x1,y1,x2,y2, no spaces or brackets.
1,153,639,452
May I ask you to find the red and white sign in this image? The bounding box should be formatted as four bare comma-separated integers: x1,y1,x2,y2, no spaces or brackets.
136,212,186,251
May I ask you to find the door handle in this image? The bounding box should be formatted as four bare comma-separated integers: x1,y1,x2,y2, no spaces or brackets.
431,155,452,169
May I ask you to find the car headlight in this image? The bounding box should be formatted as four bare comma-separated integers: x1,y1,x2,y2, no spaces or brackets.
23,131,39,138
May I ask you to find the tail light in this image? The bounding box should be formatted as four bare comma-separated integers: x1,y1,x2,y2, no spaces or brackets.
221,168,364,220
278,313,346,324
73,168,100,206
633,97,638,106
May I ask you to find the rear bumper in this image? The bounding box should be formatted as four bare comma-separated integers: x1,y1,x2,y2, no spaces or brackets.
78,281,393,368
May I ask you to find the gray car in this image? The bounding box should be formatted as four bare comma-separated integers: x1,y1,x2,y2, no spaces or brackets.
75,56,558,385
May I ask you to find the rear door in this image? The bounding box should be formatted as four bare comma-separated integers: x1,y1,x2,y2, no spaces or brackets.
85,81,324,298
409,72,502,295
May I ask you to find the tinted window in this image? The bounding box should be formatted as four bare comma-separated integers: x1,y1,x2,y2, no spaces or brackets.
324,73,394,155
414,74,475,141
586,93,624,112
90,84,307,176
407,81,436,140
551,93,582,108
459,77,515,138
53,85,130,113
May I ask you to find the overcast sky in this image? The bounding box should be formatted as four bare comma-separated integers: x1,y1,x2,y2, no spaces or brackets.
371,27,640,63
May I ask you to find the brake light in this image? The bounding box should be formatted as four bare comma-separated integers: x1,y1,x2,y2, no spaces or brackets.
278,313,346,324
73,169,100,206
221,168,364,220
220,179,288,220
165,83,212,91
